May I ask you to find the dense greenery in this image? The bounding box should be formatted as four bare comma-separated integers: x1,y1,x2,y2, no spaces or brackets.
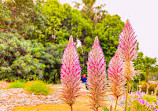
133,52,158,83
0,32,66,82
0,0,156,84
0,0,125,82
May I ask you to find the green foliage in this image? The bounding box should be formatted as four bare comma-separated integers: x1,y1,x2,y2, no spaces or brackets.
128,92,158,111
25,80,52,96
94,14,124,66
104,107,109,111
7,80,25,88
43,0,93,43
0,0,125,81
133,52,157,83
0,0,49,43
142,94,157,104
43,42,67,83
0,32,66,82
0,33,43,79
75,0,107,23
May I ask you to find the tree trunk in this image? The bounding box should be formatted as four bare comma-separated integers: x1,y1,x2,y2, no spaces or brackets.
146,72,149,84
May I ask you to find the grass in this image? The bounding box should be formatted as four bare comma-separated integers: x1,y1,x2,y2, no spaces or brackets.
25,80,52,96
7,81,25,88
6,80,52,96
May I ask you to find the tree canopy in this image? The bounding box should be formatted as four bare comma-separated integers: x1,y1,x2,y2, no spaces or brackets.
133,52,157,83
1,0,146,83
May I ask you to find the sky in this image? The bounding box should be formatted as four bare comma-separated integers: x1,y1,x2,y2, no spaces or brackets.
58,0,158,59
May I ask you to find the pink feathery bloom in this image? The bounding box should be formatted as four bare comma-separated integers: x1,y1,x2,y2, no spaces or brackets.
87,36,107,111
60,36,81,110
118,19,138,80
118,19,138,111
118,19,137,62
108,50,125,99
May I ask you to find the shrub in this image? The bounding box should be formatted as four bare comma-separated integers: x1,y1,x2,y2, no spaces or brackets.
25,80,52,96
140,81,147,92
7,81,25,88
104,107,109,111
0,33,66,83
140,81,158,95
148,83,157,94
128,91,158,111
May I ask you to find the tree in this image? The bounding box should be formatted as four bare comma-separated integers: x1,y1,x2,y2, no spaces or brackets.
94,14,124,67
133,52,157,83
74,0,107,23
0,32,66,82
0,0,125,81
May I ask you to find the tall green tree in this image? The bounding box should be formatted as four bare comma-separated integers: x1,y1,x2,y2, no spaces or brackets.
133,52,157,83
94,14,124,67
74,0,107,23
0,0,125,80
0,0,48,43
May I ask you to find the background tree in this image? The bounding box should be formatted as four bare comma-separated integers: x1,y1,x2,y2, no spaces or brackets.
0,0,125,82
0,32,66,83
133,52,157,83
74,0,107,23
94,14,124,67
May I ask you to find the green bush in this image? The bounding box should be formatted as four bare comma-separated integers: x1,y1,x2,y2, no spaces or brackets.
7,81,25,88
128,91,158,111
25,80,52,96
0,33,66,83
104,107,109,111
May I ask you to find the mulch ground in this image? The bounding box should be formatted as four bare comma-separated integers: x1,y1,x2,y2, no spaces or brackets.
0,81,124,111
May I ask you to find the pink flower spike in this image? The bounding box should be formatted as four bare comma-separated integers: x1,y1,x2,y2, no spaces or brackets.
118,19,138,62
87,36,107,110
118,20,138,111
60,36,81,109
108,50,125,99
118,19,138,80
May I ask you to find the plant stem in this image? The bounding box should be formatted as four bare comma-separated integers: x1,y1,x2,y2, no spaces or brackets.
114,98,118,111
70,104,73,111
125,80,129,111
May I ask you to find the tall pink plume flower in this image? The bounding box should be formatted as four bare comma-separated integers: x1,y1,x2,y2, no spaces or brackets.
87,36,107,111
108,50,125,111
118,19,138,111
118,19,138,80
60,36,81,111
108,50,125,99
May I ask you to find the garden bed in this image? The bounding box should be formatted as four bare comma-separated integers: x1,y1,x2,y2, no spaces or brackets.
0,83,124,111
